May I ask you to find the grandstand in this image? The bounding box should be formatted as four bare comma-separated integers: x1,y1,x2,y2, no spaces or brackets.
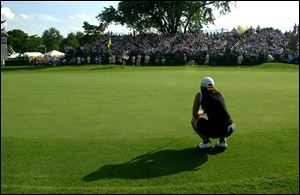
68,25,299,66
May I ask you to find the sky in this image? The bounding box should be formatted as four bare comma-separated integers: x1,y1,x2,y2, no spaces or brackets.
1,1,299,37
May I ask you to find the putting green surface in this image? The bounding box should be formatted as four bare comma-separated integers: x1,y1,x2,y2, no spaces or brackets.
1,63,299,193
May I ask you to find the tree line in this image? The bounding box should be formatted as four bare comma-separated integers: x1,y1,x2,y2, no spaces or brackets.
6,26,98,54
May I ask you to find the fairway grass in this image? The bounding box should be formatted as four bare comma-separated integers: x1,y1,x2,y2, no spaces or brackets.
1,63,299,194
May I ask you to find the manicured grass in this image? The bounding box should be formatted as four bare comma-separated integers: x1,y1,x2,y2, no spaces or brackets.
1,63,299,194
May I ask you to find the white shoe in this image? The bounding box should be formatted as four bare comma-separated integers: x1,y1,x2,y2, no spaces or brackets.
198,141,212,149
217,140,227,148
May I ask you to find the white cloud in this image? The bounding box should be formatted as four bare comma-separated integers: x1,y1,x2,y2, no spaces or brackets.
69,27,84,33
35,14,63,22
19,14,35,20
1,22,7,29
21,29,28,34
105,24,132,35
1,7,15,20
69,14,91,21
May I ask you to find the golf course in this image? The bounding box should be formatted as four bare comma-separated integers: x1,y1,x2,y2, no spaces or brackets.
1,63,299,194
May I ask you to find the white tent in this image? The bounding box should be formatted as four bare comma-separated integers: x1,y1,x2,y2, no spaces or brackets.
8,52,23,59
43,50,65,57
23,52,43,57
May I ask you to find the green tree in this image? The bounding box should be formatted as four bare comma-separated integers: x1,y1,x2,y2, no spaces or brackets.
62,32,80,49
97,1,235,34
75,31,85,45
83,21,105,36
42,27,64,51
27,35,42,52
81,21,103,44
7,29,28,53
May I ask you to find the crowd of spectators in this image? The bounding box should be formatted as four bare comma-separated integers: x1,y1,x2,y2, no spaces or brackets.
33,25,299,66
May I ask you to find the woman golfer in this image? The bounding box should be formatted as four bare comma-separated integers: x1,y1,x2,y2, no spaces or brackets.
191,76,236,149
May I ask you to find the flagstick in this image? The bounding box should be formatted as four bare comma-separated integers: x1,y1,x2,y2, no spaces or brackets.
109,47,112,79
108,34,112,80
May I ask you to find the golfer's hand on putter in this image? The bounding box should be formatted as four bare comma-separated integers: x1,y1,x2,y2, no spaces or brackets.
197,110,204,118
228,123,236,133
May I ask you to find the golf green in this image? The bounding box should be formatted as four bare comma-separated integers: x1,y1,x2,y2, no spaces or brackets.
1,63,299,193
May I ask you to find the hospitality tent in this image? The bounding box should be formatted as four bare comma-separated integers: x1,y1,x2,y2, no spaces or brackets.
23,52,43,58
43,50,65,57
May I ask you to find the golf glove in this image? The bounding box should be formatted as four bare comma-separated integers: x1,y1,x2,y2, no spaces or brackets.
227,123,236,134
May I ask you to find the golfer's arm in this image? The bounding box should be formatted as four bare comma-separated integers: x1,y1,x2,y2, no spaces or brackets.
192,93,200,118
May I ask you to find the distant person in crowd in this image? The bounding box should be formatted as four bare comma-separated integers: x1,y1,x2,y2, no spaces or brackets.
87,56,91,64
98,55,102,65
136,54,141,66
81,57,86,64
144,54,150,65
108,56,112,64
131,55,136,66
161,56,166,64
237,53,243,65
183,53,188,64
204,53,210,65
191,77,236,149
155,56,160,64
267,54,274,62
112,54,116,64
118,55,123,64
122,50,129,66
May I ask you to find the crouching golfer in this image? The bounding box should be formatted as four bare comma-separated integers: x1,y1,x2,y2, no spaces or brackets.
191,76,236,149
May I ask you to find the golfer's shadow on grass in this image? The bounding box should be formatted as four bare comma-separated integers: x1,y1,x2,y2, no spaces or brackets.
82,147,223,181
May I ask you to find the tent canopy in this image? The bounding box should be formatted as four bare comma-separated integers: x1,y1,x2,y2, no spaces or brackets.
43,50,65,57
23,52,43,57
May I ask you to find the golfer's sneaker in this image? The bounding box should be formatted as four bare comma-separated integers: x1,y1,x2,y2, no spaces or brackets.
198,141,212,149
216,140,227,148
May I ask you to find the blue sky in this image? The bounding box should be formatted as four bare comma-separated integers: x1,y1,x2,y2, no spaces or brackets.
1,1,299,37
1,1,124,36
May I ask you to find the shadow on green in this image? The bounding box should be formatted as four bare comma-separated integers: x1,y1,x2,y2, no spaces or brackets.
83,147,224,181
